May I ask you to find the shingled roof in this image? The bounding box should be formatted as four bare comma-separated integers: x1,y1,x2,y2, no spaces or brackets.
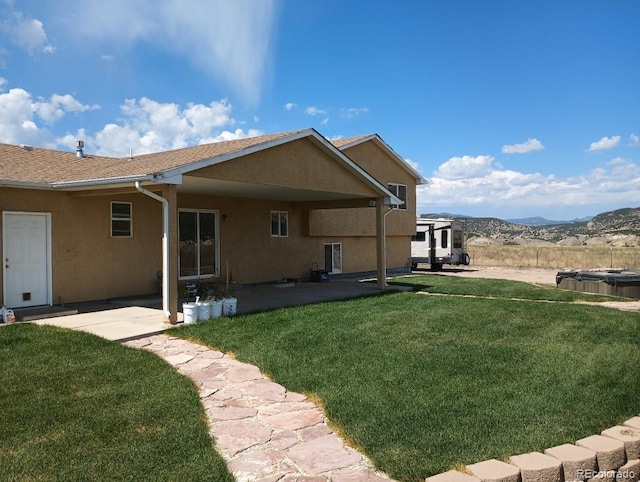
0,130,298,187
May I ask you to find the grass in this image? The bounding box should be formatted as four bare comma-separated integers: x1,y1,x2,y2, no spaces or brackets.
0,323,234,482
390,274,630,302
171,278,640,481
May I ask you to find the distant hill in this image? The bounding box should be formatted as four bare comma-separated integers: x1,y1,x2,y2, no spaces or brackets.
504,216,593,226
420,208,640,247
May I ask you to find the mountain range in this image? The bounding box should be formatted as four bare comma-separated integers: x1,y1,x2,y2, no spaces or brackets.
420,207,640,247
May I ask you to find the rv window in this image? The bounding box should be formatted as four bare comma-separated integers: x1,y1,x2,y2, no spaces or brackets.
453,230,463,248
441,230,448,249
412,231,426,242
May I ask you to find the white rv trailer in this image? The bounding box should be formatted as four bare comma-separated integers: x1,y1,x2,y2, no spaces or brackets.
411,218,470,270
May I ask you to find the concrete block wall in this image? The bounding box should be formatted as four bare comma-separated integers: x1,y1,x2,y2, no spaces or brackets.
425,416,640,482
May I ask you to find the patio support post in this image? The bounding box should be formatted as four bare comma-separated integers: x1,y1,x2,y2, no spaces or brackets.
162,184,179,324
375,198,387,290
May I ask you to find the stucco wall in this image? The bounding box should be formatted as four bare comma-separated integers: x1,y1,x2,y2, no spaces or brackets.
309,140,418,237
178,194,409,284
0,187,162,306
1,187,411,306
192,138,379,198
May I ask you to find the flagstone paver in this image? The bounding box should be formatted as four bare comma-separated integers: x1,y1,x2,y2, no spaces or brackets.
124,334,393,482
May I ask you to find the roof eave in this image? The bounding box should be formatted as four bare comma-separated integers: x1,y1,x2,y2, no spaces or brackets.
0,180,53,190
51,174,154,190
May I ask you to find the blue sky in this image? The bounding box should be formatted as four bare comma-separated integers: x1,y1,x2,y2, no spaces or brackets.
1,1,639,220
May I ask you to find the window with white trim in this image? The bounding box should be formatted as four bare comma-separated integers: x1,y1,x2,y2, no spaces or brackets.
387,183,407,210
271,210,288,237
111,202,132,237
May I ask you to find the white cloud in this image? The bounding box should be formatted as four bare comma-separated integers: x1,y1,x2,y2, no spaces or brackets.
320,117,329,126
201,128,263,143
305,106,327,116
63,0,277,106
341,107,370,118
0,77,7,91
631,134,640,147
417,154,640,216
0,7,55,55
0,87,96,147
501,138,544,154
587,135,621,152
284,102,297,111
434,155,494,180
60,96,257,156
405,158,420,172
35,94,99,124
86,97,236,155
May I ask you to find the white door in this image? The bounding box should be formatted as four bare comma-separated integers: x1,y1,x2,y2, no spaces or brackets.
3,212,51,308
324,243,342,274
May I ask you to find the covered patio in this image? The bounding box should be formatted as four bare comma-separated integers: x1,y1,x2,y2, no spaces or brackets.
28,277,403,341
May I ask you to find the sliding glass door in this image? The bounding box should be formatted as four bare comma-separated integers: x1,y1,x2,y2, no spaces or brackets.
179,210,219,279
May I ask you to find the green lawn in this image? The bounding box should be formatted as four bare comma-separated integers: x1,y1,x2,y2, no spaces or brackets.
390,274,631,302
0,324,234,482
172,278,640,481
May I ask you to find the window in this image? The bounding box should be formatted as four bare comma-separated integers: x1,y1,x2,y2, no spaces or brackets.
387,183,407,210
179,210,219,279
441,230,448,249
412,231,426,242
453,230,463,249
271,211,288,237
111,202,132,237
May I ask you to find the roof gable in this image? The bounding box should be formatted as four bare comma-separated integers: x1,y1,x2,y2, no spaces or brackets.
332,134,427,185
0,129,401,205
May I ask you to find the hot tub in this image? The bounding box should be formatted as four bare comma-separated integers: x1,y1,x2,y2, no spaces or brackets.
556,270,640,299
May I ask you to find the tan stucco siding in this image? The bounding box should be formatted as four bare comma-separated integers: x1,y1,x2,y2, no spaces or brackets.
190,138,379,198
321,235,411,274
179,194,321,284
310,141,418,237
0,187,162,305
177,194,408,284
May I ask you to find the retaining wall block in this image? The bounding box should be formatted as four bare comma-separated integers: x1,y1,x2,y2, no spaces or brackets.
508,452,563,482
616,458,639,482
602,426,640,460
424,470,481,482
544,443,597,481
624,418,640,430
576,435,626,472
466,458,520,482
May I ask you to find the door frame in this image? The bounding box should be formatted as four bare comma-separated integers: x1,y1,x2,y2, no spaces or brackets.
324,242,343,274
2,211,53,307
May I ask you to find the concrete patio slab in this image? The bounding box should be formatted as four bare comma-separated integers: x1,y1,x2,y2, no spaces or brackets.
32,306,175,341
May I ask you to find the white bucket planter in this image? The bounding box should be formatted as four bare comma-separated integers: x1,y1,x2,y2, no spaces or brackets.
182,302,198,324
211,300,223,318
197,301,211,322
222,297,237,316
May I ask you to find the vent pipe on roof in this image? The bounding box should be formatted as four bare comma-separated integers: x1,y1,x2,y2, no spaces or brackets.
76,140,85,158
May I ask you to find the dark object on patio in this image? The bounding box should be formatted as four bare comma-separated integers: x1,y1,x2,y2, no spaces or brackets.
310,262,329,282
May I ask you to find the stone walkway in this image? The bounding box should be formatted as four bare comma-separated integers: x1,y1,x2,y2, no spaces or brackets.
123,334,393,482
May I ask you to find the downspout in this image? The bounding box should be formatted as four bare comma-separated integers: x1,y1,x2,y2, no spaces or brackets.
134,182,170,319
382,205,394,287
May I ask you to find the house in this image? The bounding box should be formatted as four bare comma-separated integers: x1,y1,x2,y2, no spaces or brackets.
0,128,425,322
